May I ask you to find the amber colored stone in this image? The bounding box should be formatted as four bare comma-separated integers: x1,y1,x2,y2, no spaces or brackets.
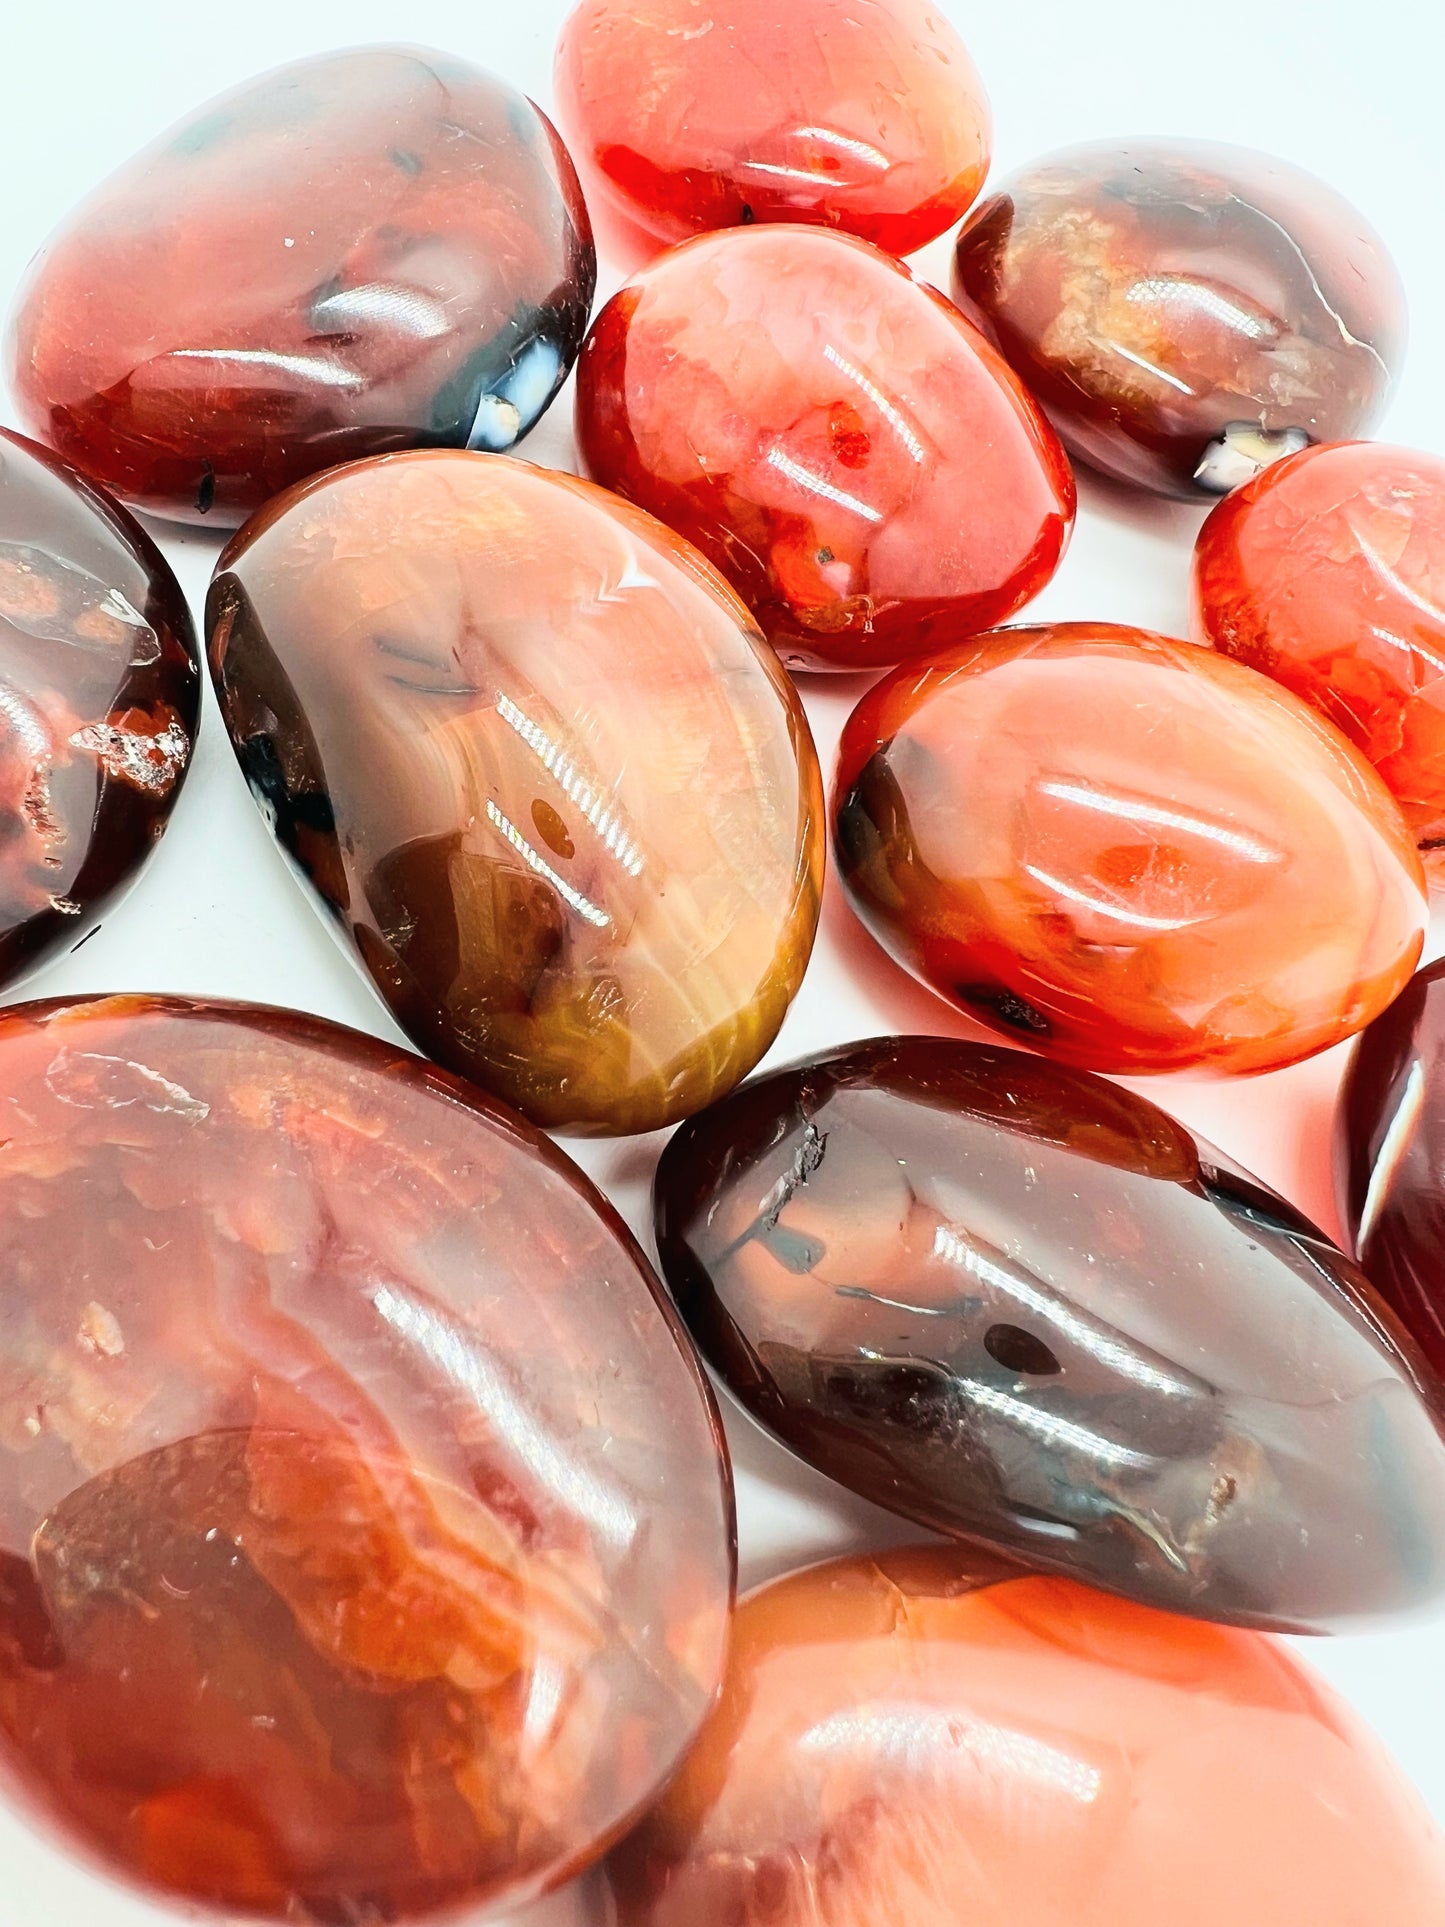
656,1036,1445,1631
0,429,197,984
951,140,1404,498
554,0,990,257
208,450,823,1135
576,227,1074,672
6,47,595,527
834,621,1426,1075
0,994,733,1923
1340,956,1445,1382
1194,442,1445,859
608,1548,1445,1926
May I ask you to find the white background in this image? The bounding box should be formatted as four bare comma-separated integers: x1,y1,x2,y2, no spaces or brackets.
2,1,1444,1920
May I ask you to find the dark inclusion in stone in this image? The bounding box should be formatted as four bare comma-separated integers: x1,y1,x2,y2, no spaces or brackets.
5,46,596,526
654,1035,1445,1634
0,430,198,987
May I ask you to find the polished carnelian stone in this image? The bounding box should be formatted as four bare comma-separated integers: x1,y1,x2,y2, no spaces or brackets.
577,227,1074,672
952,141,1404,498
0,995,733,1923
1194,442,1445,859
834,622,1426,1074
6,47,595,527
0,430,197,986
1340,957,1445,1381
609,1548,1445,1926
208,451,823,1135
657,1038,1445,1632
554,0,990,257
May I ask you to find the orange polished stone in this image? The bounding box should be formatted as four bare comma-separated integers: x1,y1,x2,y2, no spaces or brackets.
0,995,734,1923
608,1548,1445,1925
577,226,1074,672
1194,441,1445,860
553,0,991,257
833,621,1427,1074
209,451,824,1134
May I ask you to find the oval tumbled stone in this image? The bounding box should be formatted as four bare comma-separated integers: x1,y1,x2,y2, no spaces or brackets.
654,1035,1445,1633
6,46,596,526
0,428,198,985
834,621,1426,1075
208,450,823,1135
608,1548,1445,1926
0,993,734,1923
576,225,1074,672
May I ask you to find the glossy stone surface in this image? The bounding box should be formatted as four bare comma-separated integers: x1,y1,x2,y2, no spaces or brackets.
1194,442,1445,858
609,1548,1445,1926
6,47,595,527
834,621,1426,1075
0,994,733,1923
1340,957,1445,1382
0,430,197,984
554,0,991,257
209,450,823,1135
657,1036,1445,1631
577,227,1074,672
951,140,1404,498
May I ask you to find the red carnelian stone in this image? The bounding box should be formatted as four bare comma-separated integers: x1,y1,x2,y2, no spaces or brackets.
5,47,595,527
0,996,733,1923
0,429,198,986
833,621,1427,1074
1194,442,1445,861
577,227,1074,672
1339,957,1445,1381
208,451,824,1134
952,141,1404,499
553,0,991,258
608,1549,1445,1925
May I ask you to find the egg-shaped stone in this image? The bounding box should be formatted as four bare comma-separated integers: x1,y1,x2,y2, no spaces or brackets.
554,0,991,257
951,140,1404,499
0,993,734,1923
577,226,1075,672
656,1036,1445,1632
608,1548,1445,1926
0,428,198,984
208,450,823,1135
1194,441,1445,860
834,621,1426,1075
6,47,596,527
1340,956,1445,1382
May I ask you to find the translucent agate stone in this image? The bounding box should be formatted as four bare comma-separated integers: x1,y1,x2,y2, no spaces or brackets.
834,621,1426,1074
655,1037,1445,1632
6,47,595,525
0,995,733,1923
208,450,823,1134
1194,441,1445,859
0,430,197,984
608,1548,1445,1926
554,0,990,257
577,226,1074,671
1341,956,1445,1382
951,141,1404,498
